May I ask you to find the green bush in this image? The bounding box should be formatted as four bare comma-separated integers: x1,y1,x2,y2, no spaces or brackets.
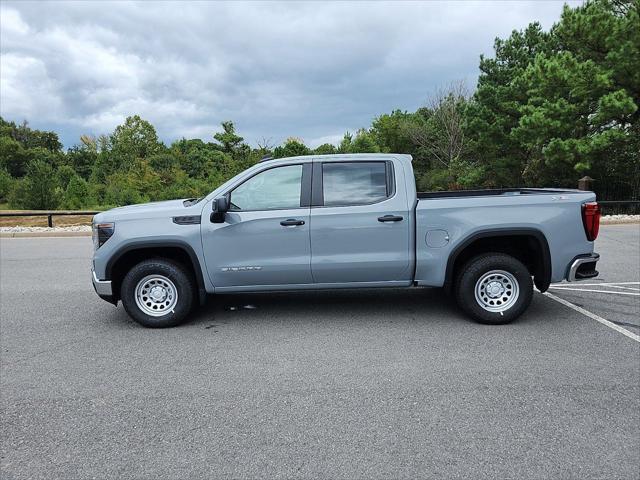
61,175,89,209
56,165,77,190
8,160,60,209
0,168,13,202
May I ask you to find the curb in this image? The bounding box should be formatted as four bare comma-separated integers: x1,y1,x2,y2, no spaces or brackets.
600,219,640,225
0,231,92,238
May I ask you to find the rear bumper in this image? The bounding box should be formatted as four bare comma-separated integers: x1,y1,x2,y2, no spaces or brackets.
92,269,116,304
566,253,600,282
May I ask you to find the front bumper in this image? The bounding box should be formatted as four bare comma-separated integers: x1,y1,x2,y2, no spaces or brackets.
566,253,600,282
92,269,116,304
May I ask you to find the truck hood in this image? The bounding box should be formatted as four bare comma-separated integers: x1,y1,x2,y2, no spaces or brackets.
94,199,200,223
109,199,188,213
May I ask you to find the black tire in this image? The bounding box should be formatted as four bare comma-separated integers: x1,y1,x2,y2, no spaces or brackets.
120,258,195,328
454,253,533,325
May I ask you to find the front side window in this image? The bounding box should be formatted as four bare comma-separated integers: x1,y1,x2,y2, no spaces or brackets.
322,162,388,207
230,164,303,211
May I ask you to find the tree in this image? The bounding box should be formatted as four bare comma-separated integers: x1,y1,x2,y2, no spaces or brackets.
0,118,63,152
171,138,234,181
370,110,417,154
406,83,472,169
149,153,179,172
0,0,637,208
465,0,639,191
313,143,337,155
273,138,310,158
338,132,353,153
9,160,60,209
103,159,164,206
512,0,639,186
465,23,554,186
110,115,163,170
66,145,97,180
0,168,12,202
0,136,29,177
336,129,382,154
56,165,77,190
350,129,381,153
213,121,246,156
61,175,89,209
256,137,274,157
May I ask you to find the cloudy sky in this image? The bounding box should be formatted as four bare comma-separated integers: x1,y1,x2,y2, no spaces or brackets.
1,1,580,149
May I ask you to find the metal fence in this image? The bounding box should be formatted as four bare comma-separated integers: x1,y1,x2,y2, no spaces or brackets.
0,201,637,229
0,210,100,227
597,201,640,215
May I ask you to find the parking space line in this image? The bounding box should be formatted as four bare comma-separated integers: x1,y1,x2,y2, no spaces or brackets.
605,285,640,292
543,292,640,343
561,282,639,286
548,286,640,296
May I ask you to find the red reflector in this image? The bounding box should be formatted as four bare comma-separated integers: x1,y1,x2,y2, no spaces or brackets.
582,202,600,241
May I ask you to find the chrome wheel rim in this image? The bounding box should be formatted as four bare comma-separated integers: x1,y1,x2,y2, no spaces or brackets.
474,270,519,313
135,274,178,317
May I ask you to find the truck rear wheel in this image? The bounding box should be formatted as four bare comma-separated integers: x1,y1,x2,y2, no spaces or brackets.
455,253,533,325
120,258,195,328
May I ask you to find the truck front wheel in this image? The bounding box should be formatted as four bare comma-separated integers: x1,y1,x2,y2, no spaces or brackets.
455,253,533,325
120,258,195,328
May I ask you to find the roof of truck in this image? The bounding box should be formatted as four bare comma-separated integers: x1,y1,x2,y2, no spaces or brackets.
259,153,413,163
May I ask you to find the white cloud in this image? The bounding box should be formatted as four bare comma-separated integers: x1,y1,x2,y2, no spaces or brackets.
0,6,29,35
308,133,349,149
0,1,582,147
0,54,65,119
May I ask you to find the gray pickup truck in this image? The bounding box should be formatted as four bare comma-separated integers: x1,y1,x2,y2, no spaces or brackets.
91,154,601,328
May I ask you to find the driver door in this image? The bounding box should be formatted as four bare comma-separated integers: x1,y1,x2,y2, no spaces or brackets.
201,162,313,290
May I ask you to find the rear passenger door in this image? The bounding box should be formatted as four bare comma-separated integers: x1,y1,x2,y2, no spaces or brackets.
309,159,412,284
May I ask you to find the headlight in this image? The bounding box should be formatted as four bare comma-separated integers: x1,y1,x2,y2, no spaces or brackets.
92,222,115,250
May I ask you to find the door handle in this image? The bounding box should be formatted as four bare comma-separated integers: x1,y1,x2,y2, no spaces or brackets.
378,215,404,222
280,219,305,226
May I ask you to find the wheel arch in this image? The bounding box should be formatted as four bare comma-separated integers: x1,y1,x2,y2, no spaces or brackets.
106,240,207,304
444,228,551,292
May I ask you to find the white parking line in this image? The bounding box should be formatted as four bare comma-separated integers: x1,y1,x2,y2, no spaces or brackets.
605,285,640,292
548,286,640,296
543,291,640,343
561,282,640,286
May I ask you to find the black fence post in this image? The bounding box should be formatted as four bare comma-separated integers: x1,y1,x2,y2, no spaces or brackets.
578,176,594,191
47,214,53,228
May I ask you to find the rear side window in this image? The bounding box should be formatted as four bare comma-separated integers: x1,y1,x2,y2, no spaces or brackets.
322,162,390,207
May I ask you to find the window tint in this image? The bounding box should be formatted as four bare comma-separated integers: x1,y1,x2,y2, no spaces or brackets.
231,165,302,211
322,162,388,206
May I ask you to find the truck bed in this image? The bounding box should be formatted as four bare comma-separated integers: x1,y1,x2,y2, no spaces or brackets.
417,188,583,199
413,187,596,288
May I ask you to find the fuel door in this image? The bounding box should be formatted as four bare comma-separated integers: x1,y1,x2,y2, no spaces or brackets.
425,229,450,248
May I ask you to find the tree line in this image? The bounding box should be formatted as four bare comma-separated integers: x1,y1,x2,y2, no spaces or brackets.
0,0,637,210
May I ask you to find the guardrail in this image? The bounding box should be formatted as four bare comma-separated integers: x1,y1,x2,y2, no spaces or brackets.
0,200,637,228
598,200,640,215
0,210,100,227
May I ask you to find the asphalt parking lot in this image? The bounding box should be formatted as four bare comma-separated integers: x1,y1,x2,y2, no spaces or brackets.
1,224,639,479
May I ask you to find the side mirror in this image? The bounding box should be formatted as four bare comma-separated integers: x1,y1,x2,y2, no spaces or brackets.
210,195,229,223
214,196,229,213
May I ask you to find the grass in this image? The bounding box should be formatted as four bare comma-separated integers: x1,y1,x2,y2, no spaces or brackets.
0,214,94,228
0,203,102,227
0,200,110,227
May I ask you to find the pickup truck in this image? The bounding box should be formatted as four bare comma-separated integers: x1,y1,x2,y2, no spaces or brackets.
91,154,601,328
